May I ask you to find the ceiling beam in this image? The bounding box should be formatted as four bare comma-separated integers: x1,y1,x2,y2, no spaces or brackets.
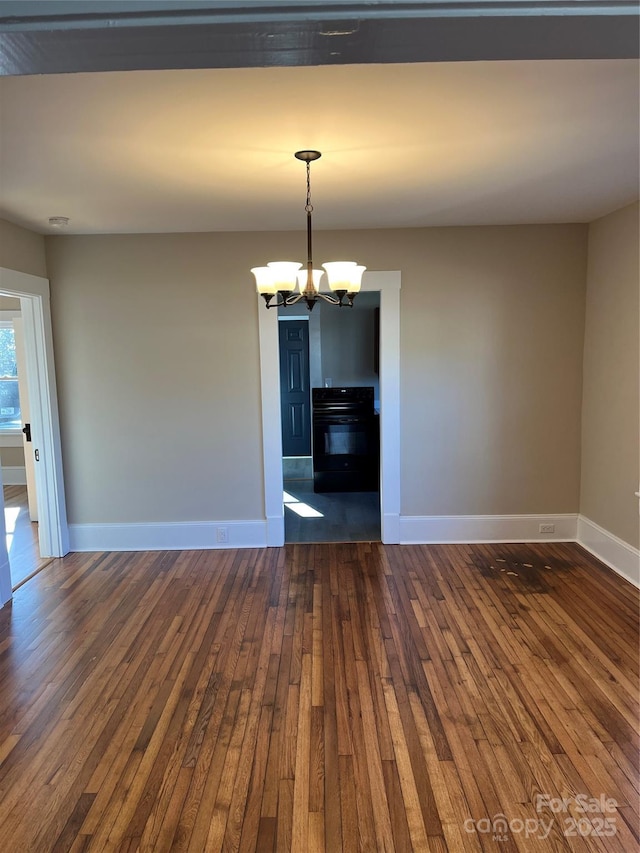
0,1,638,75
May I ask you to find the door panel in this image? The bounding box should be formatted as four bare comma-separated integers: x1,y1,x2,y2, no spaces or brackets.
287,349,304,394
288,402,306,439
279,320,311,457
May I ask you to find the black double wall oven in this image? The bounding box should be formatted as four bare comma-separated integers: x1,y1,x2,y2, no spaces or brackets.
312,386,379,493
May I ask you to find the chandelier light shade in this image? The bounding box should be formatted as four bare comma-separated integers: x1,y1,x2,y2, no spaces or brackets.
252,150,365,310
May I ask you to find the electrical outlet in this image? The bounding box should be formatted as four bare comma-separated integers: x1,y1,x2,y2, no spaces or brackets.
539,523,555,534
216,526,229,544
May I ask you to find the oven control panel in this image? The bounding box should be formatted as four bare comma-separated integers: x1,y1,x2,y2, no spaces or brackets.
312,386,374,406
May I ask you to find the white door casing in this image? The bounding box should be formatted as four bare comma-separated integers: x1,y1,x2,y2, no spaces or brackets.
18,290,69,557
13,316,38,521
259,270,401,546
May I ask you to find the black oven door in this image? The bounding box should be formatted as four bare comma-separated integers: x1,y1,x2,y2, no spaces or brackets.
313,414,379,492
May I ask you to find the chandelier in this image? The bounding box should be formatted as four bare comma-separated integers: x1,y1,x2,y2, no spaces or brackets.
251,150,366,310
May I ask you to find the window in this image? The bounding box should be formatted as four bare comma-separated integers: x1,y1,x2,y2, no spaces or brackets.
0,326,21,432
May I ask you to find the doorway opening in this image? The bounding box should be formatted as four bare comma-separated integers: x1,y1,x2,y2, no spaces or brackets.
0,305,50,586
259,271,401,547
0,267,69,606
278,295,381,543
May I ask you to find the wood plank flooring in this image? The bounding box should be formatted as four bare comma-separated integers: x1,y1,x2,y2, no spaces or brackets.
0,541,637,851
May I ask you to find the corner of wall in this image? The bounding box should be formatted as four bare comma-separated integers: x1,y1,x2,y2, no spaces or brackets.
0,219,48,280
579,201,639,559
577,515,640,588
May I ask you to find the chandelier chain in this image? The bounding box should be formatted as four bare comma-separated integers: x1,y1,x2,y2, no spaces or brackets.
305,160,313,214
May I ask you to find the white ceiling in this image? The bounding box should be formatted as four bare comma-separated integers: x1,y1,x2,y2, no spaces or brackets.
0,59,638,235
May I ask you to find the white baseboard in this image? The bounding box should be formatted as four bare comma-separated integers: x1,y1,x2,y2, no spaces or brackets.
2,466,26,485
399,513,578,544
65,514,639,593
68,520,267,552
577,515,640,588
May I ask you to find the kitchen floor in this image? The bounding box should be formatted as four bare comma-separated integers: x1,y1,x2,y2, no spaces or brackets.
283,478,380,542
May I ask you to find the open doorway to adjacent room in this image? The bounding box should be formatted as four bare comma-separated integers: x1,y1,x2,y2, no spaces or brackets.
278,292,382,543
260,270,401,548
0,268,69,606
0,304,50,586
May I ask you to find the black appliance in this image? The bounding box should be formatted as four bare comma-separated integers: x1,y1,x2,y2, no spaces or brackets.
312,386,379,492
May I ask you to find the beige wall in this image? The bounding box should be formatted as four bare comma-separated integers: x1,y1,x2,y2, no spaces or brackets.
0,219,47,278
46,224,587,526
316,225,588,515
580,202,639,549
0,447,25,467
46,233,266,523
0,297,20,310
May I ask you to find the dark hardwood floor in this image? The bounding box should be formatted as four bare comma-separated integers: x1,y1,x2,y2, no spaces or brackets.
0,541,637,851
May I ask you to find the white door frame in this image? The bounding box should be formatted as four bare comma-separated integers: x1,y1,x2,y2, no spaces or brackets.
258,270,401,546
0,267,69,604
13,315,39,521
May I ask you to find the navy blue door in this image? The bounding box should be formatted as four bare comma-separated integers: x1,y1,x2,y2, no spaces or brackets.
279,320,311,457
